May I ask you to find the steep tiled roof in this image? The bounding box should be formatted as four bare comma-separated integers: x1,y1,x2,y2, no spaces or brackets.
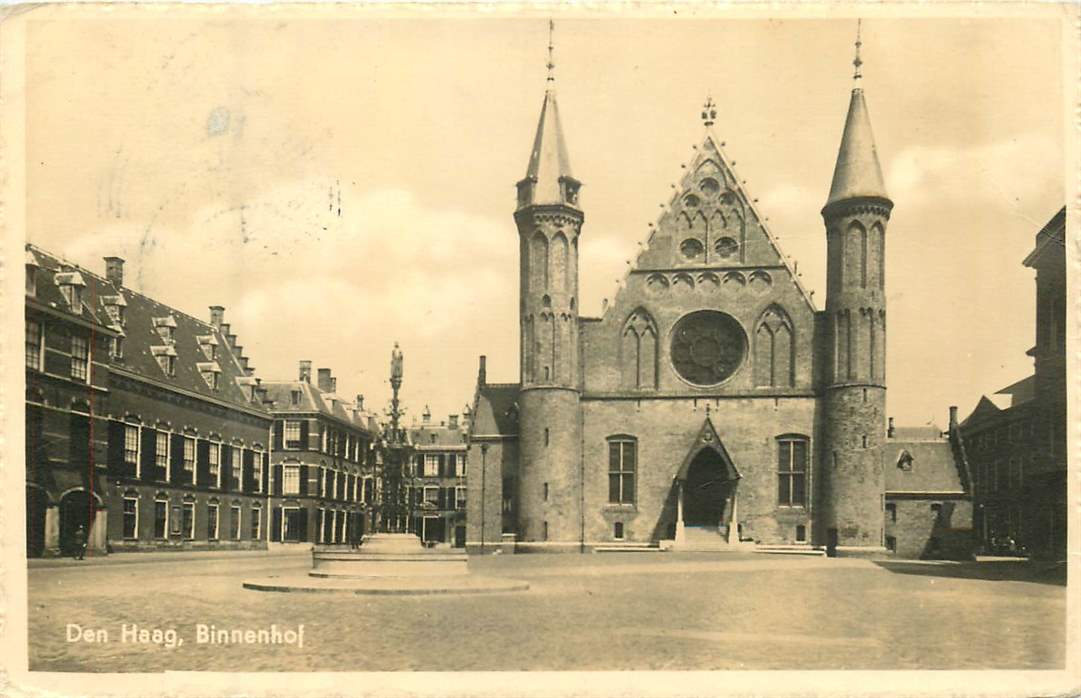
884,437,965,494
28,244,264,414
995,374,1035,406
408,421,467,450
960,395,1004,428
261,379,376,435
890,425,944,441
469,383,519,437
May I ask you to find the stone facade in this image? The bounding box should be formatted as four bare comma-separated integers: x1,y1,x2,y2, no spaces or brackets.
467,75,974,558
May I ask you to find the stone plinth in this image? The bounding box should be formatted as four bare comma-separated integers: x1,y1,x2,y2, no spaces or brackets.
311,533,468,577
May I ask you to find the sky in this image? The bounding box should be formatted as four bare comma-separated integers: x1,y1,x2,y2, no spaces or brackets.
24,12,1065,428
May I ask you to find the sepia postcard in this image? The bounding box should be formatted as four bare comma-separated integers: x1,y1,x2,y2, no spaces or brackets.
1,2,1078,697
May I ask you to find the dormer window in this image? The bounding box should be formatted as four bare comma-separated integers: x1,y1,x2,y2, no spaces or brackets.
516,180,534,208
291,389,301,406
197,362,222,390
153,316,177,344
151,345,177,377
103,295,127,328
55,271,86,311
197,334,218,361
26,262,37,297
897,449,914,472
561,177,580,205
111,334,125,361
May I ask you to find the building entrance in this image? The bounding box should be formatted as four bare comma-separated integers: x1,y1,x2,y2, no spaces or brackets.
59,489,98,557
683,449,736,527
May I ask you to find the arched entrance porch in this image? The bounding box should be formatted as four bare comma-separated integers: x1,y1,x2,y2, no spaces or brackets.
672,416,742,547
59,489,103,557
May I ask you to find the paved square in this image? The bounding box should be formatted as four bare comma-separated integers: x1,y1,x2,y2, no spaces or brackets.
28,552,1065,671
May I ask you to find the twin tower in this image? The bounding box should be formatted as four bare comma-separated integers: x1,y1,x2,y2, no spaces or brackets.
511,46,893,551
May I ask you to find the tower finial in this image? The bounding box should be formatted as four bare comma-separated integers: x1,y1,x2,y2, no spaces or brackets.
701,96,717,127
547,19,555,83
853,19,863,83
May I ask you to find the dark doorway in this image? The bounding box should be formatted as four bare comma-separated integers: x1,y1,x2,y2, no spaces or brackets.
26,487,49,558
283,507,306,542
454,525,466,548
59,490,97,557
684,449,734,527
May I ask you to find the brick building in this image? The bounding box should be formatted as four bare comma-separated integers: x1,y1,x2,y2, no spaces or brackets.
26,245,273,556
25,248,117,557
406,406,468,547
466,56,971,557
264,363,380,546
960,207,1067,559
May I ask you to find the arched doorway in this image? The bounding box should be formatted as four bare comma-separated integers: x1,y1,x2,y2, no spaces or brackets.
26,486,49,558
684,448,736,527
59,489,100,557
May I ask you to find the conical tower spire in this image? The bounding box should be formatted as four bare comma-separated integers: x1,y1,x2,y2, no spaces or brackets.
824,22,889,211
518,21,580,209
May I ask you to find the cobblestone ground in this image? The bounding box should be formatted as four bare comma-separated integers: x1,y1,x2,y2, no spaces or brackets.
27,552,1065,672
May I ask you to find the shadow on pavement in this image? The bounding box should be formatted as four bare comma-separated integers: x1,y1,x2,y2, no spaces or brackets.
873,560,1066,586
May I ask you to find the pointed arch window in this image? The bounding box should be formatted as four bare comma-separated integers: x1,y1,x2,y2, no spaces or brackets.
754,305,795,388
530,232,549,292
621,309,658,390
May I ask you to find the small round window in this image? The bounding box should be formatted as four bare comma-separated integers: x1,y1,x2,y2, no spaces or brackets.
680,238,705,260
699,178,720,195
683,194,700,208
715,236,739,258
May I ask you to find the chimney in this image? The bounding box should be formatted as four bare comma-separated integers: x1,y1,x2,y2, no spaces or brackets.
317,368,333,393
422,405,431,424
299,360,312,383
478,355,487,385
949,406,959,430
226,333,237,348
448,414,459,429
104,257,125,287
887,417,895,438
356,394,364,411
208,305,224,327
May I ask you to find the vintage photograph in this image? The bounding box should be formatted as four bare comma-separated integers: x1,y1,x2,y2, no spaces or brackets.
2,3,1076,693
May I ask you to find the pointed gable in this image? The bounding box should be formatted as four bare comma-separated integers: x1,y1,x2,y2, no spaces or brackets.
631,132,815,313
675,416,740,481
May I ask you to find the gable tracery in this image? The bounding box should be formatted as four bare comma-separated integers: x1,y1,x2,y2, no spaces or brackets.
620,308,658,390
754,305,795,388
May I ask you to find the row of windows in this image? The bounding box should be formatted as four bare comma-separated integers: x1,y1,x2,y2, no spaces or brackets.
25,320,90,382
121,424,264,491
278,420,372,464
277,463,376,503
968,420,1040,450
121,496,261,542
406,485,467,510
604,435,809,507
411,453,467,478
976,457,1031,496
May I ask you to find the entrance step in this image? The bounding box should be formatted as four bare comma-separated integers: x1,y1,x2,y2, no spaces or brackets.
753,544,827,557
593,544,660,553
673,526,754,552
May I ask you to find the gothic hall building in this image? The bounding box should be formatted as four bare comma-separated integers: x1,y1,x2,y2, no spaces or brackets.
466,70,972,557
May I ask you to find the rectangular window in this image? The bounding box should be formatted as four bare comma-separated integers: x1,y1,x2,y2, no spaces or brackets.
424,454,439,477
608,439,636,504
153,499,168,539
284,421,302,449
122,496,138,539
283,464,301,495
208,443,220,487
424,486,439,505
207,503,219,540
455,455,466,477
26,320,42,370
70,335,89,381
251,506,262,540
155,431,169,470
252,451,263,492
456,486,467,510
885,502,897,522
230,505,241,540
231,448,242,490
182,502,195,540
124,425,140,467
778,437,809,507
183,437,196,474
364,478,374,504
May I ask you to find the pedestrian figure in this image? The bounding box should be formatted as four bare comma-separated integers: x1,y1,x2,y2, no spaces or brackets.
73,524,87,560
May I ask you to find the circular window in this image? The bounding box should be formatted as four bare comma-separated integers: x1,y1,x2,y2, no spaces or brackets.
680,238,704,260
670,310,746,386
714,236,739,258
699,178,720,195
